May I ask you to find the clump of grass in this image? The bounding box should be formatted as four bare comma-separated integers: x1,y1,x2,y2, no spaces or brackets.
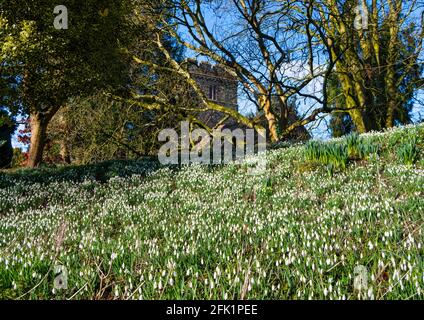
305,132,381,174
304,140,323,163
325,143,348,170
358,141,380,160
305,141,348,175
346,132,362,158
397,139,419,165
345,132,381,160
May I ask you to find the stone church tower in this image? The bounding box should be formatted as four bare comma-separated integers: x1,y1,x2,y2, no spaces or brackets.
187,60,239,128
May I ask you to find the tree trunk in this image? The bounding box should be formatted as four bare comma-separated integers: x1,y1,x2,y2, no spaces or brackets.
58,111,72,164
385,68,397,128
385,6,400,128
277,95,289,133
27,114,49,168
337,72,370,133
348,108,368,133
60,140,71,164
259,96,279,142
344,82,368,133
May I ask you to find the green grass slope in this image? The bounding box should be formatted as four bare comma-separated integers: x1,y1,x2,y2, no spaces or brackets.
0,124,423,299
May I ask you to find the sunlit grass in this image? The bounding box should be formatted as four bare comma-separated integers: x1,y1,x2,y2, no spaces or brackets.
0,124,423,300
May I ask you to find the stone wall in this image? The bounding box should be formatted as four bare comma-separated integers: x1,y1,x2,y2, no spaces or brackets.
187,60,238,111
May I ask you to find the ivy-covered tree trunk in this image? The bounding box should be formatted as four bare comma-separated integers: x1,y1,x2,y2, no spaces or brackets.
336,71,370,133
385,7,400,128
385,69,398,128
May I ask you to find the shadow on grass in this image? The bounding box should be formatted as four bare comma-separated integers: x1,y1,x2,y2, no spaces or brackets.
0,157,165,188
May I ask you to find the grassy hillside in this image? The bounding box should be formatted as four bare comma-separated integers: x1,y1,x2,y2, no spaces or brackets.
0,124,423,300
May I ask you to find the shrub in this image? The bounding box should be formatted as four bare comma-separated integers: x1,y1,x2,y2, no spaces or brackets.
11,148,28,168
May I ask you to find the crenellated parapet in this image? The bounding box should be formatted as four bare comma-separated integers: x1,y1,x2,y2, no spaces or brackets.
185,59,238,111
